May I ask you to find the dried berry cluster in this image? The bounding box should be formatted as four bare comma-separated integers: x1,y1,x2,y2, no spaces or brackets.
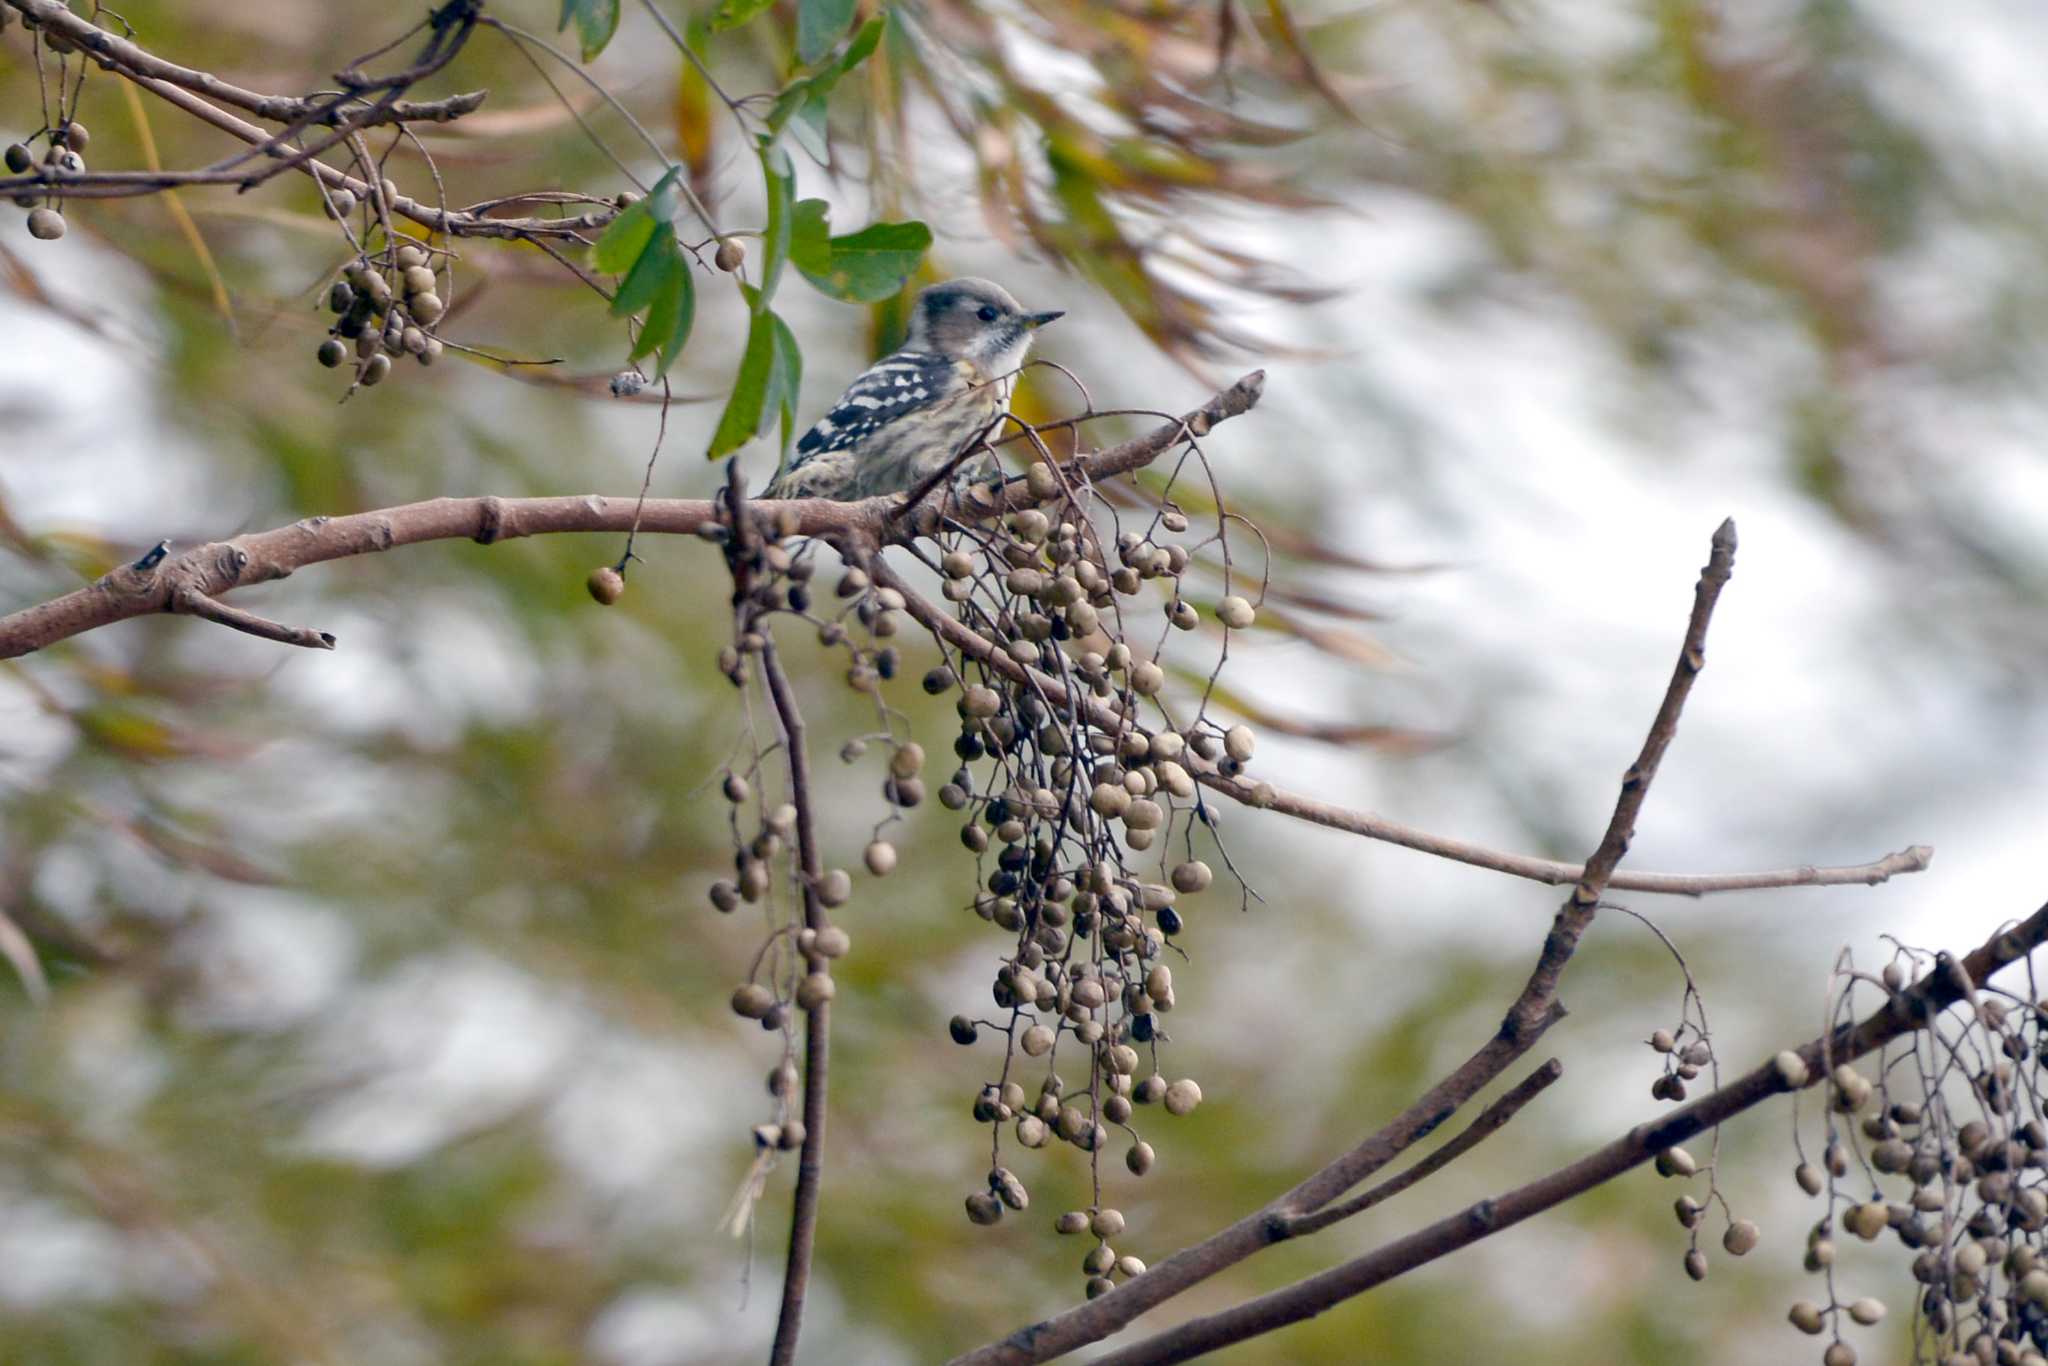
5,6,97,243
898,446,1262,1296
663,423,1262,1292
315,239,449,388
1775,950,2048,1366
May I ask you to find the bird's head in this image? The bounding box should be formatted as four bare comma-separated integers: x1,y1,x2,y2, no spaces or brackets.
904,277,1062,375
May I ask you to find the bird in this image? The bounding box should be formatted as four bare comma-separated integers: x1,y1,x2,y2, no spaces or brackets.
761,278,1062,501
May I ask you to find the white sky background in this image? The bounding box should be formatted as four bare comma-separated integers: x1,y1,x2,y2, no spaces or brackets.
4,1,2048,1361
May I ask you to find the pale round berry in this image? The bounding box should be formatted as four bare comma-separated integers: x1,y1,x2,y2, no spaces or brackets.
1163,1079,1202,1116
25,207,65,241
587,566,626,604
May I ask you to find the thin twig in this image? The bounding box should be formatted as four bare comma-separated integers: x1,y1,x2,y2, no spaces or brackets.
1277,1059,1564,1239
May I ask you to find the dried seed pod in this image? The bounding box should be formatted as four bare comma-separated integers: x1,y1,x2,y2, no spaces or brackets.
359,353,392,386
25,207,65,241
1017,1114,1049,1148
1794,1161,1823,1196
1674,1195,1702,1229
1163,1078,1202,1116
1126,1141,1155,1176
715,238,746,272
1787,1301,1826,1335
1170,860,1212,894
1090,1207,1126,1238
1682,1249,1707,1281
1021,1024,1055,1056
1844,1201,1889,1240
813,926,850,959
1135,1075,1167,1105
795,971,835,1010
1224,725,1256,763
587,566,626,604
408,293,445,325
1820,1344,1854,1366
991,1167,1029,1210
722,772,750,803
1721,1219,1759,1255
731,983,775,1019
1055,1210,1090,1235
965,1191,1003,1226
1129,661,1165,695
817,869,852,907
1217,595,1255,629
1653,1147,1697,1178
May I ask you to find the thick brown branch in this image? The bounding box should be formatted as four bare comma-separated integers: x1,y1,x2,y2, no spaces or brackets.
1095,902,2048,1365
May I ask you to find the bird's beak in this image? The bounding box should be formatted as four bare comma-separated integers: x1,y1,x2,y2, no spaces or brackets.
1023,310,1064,330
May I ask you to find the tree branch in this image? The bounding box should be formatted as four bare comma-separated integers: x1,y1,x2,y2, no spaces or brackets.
4,0,487,129
1093,900,2048,1364
0,0,600,241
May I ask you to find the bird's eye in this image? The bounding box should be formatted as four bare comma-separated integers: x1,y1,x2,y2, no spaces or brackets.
976,305,1000,322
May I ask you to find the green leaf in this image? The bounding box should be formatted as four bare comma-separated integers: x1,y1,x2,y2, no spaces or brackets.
557,0,622,61
790,198,832,275
635,254,697,377
798,218,933,303
767,16,886,134
707,309,779,459
609,226,676,319
710,0,775,32
767,310,804,453
590,194,657,275
755,139,795,309
797,0,858,64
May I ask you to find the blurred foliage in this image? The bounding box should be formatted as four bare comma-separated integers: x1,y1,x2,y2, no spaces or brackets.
0,0,2039,1363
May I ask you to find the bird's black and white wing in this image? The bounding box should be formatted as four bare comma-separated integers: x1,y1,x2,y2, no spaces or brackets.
762,351,960,499
796,351,958,458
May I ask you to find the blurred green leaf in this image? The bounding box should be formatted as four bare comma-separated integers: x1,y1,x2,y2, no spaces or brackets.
767,308,804,452
800,217,933,303
628,243,696,377
797,0,858,64
710,0,775,33
590,201,655,276
791,197,832,275
707,305,779,458
767,16,886,134
755,139,795,308
608,227,675,319
557,0,621,61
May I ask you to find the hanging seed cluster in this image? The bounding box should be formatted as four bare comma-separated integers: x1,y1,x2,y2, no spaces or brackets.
676,426,1265,1294
906,441,1263,1298
1772,948,2048,1365
318,234,448,390
1642,953,1758,1287
694,500,910,1198
5,6,97,244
